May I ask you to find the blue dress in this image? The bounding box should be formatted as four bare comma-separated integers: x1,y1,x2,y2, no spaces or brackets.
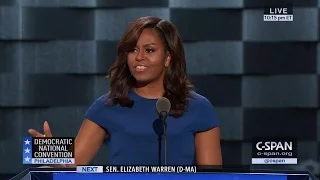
84,90,220,165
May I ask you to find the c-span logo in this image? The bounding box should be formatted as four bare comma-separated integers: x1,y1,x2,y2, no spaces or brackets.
252,138,297,164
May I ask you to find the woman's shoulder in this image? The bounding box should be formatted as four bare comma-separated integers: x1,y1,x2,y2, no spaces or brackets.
188,91,220,132
84,92,114,129
85,92,114,116
92,91,113,104
188,91,213,108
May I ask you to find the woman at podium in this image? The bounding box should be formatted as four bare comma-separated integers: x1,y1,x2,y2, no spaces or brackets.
28,16,222,166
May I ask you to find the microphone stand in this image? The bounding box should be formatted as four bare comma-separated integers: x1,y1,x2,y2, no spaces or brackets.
159,111,168,165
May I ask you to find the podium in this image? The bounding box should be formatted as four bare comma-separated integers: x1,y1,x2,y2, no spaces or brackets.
10,167,319,180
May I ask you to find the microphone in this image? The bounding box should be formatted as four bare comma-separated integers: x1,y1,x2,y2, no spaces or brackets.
156,97,171,166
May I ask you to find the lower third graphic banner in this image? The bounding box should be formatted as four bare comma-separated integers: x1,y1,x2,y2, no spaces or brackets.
22,137,75,164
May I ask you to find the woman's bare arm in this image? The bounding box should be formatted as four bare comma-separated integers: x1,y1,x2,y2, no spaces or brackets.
195,127,222,165
67,119,106,167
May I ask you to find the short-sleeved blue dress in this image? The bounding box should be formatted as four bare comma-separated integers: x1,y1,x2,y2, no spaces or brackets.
84,90,219,165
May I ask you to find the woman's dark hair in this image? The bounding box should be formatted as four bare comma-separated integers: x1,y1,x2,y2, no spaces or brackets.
106,16,193,118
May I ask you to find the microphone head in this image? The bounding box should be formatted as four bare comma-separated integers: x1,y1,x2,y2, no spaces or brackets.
156,97,171,114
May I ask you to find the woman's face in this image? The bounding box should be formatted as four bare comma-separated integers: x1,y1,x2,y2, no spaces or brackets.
127,28,170,86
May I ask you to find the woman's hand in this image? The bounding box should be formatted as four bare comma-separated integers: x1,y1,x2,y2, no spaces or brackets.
28,121,52,138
